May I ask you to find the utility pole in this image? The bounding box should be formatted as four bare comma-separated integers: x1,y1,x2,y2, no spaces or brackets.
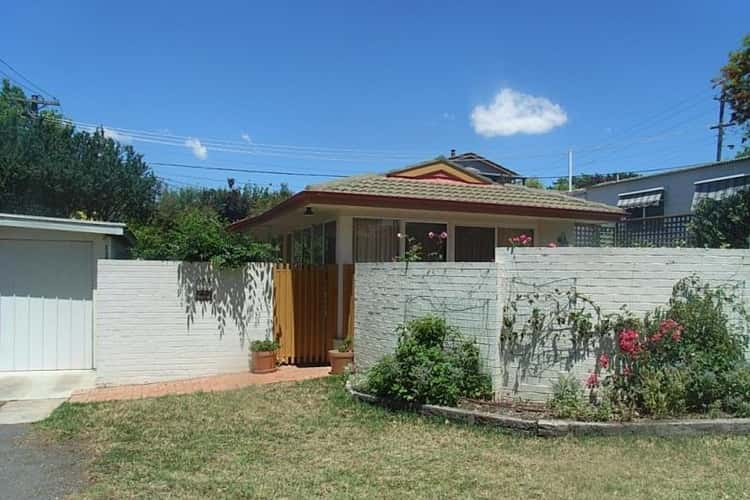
14,94,60,118
567,148,574,192
710,92,735,162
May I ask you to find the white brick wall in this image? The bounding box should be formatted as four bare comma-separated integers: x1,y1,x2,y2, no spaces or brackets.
354,249,750,401
354,262,501,381
95,261,273,385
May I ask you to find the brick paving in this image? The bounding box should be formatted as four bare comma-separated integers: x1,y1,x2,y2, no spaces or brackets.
69,366,331,403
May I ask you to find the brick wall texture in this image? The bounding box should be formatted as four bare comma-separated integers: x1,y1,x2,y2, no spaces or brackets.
95,261,273,386
354,249,750,401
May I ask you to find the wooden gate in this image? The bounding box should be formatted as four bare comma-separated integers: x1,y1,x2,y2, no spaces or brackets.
273,264,354,365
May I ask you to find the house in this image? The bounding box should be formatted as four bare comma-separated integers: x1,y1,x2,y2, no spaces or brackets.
570,157,750,219
229,154,623,264
0,212,127,380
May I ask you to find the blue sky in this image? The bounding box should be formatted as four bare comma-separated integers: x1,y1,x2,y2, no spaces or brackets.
3,1,748,190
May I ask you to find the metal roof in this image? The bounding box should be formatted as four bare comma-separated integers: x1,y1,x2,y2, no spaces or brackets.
0,212,126,236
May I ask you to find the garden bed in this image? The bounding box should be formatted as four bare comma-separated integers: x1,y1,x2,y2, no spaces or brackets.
346,382,750,437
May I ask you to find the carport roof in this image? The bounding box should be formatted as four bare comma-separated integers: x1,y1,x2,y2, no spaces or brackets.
0,212,126,236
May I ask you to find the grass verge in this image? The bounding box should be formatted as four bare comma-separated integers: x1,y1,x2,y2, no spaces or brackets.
38,376,750,499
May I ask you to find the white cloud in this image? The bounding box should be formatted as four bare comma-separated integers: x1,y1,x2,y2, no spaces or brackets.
240,132,252,143
184,137,208,160
102,127,131,144
470,88,567,137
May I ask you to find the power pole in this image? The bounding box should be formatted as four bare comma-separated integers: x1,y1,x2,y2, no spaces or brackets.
13,94,60,118
567,148,574,192
710,92,735,162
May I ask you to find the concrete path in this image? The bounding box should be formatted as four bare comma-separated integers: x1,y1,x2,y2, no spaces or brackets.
0,424,83,499
0,370,96,401
0,399,67,425
71,366,331,403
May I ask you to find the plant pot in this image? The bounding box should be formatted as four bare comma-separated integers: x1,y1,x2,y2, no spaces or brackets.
329,350,354,375
251,350,278,374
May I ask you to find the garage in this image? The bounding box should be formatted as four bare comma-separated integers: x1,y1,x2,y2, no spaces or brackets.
0,213,127,373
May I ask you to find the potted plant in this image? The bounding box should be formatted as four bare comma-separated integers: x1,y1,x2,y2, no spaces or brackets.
328,336,354,375
250,339,279,374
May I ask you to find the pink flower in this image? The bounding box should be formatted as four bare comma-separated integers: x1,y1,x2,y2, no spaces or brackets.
585,372,599,388
650,332,663,343
671,330,682,342
547,242,558,248
440,231,448,240
598,353,609,369
622,365,632,377
618,329,641,358
428,231,435,239
656,319,683,343
511,236,520,244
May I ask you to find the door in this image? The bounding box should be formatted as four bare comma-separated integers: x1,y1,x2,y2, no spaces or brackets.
0,239,94,371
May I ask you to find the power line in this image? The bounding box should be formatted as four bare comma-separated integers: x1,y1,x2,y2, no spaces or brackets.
151,161,349,178
0,57,56,99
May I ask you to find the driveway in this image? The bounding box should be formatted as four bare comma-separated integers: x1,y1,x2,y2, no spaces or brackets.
0,423,83,499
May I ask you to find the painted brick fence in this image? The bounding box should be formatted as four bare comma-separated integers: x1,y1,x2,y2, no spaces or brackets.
354,248,750,400
95,261,273,386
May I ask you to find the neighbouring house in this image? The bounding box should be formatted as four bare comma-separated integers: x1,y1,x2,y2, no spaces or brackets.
229,154,623,264
571,156,750,219
0,212,128,374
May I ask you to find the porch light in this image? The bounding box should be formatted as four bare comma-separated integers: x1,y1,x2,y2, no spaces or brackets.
304,206,314,216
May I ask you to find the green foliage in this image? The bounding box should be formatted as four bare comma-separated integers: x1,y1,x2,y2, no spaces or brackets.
549,375,587,419
250,339,279,352
338,336,354,353
550,172,639,191
690,190,750,248
638,367,687,418
0,80,159,222
524,177,544,189
717,34,750,156
366,315,492,406
156,180,292,224
130,208,278,267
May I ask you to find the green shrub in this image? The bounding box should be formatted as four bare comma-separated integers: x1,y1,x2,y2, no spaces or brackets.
638,367,687,418
249,339,279,352
549,375,587,419
722,365,750,416
365,316,492,406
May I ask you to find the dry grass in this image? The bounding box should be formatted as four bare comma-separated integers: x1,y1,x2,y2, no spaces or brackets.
38,377,750,499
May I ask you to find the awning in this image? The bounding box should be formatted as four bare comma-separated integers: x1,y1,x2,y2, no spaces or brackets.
691,174,750,210
617,189,663,209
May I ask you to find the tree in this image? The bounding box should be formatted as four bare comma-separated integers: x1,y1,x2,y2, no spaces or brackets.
690,189,750,248
155,180,292,224
551,172,639,191
717,35,750,158
0,80,160,222
130,207,278,266
524,177,544,189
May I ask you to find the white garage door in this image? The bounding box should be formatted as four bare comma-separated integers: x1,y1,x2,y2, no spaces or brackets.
0,239,94,371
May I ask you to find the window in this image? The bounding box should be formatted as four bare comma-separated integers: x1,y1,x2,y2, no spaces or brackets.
692,174,750,211
405,222,447,261
353,218,399,262
324,221,337,264
455,226,495,262
617,188,664,219
496,228,535,247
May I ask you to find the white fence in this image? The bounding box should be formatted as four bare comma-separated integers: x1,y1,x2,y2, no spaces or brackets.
354,248,750,400
95,261,273,386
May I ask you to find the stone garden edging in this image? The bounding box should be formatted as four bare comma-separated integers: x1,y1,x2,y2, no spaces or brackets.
345,382,750,437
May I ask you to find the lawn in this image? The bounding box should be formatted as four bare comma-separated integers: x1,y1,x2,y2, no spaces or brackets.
39,377,750,499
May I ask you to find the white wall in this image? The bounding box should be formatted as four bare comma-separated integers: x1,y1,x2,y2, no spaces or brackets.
354,262,501,381
95,260,273,385
496,248,750,400
354,249,750,401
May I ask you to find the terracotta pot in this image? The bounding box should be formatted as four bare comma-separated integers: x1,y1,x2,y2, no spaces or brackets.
251,350,278,374
329,350,354,375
